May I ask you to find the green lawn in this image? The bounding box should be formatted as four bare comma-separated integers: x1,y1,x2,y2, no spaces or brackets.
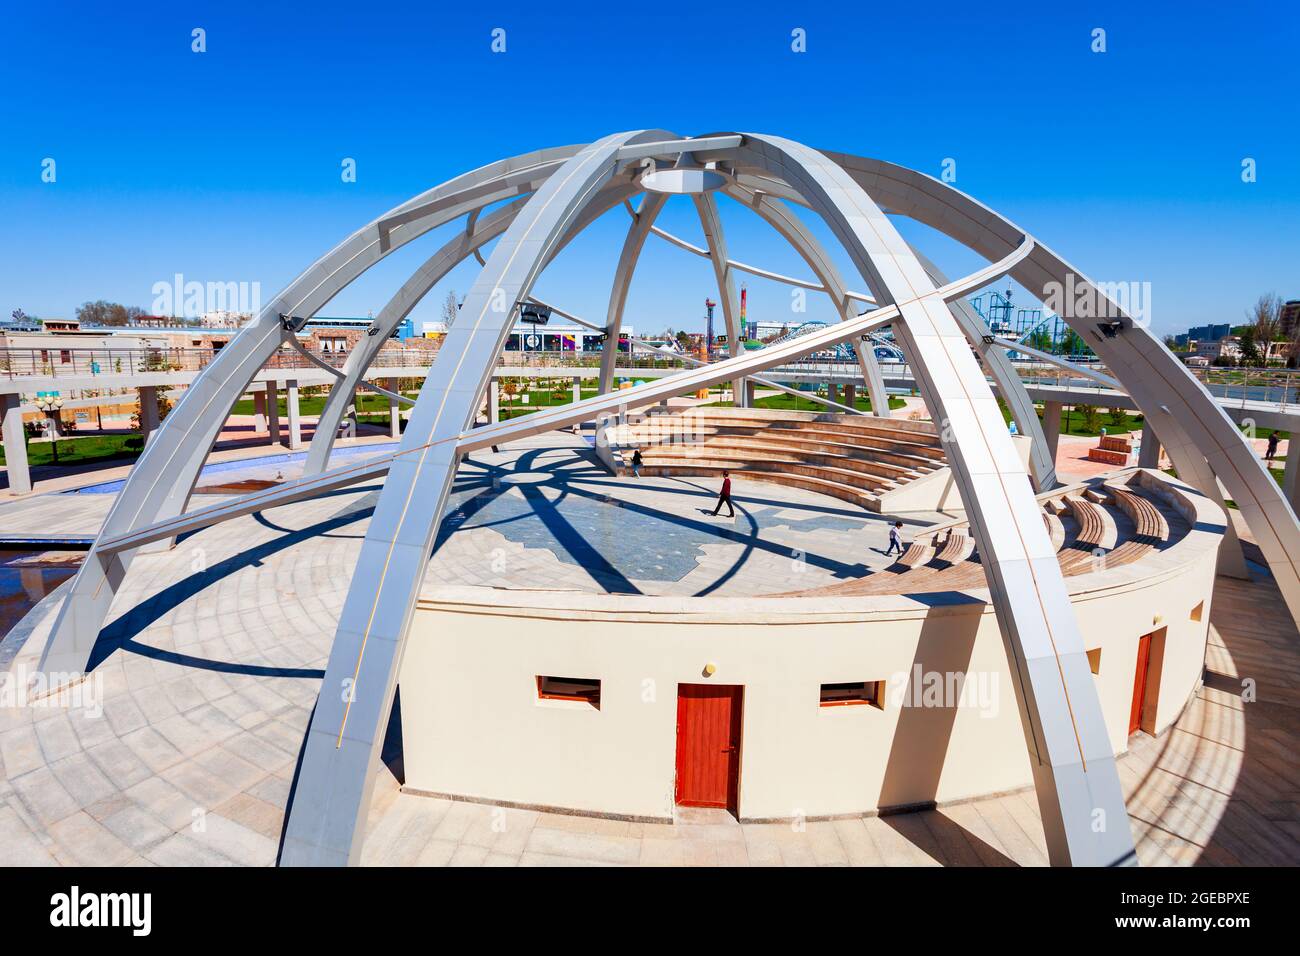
497,386,600,420
707,392,907,413
1052,408,1145,437
229,390,419,418
991,401,1145,437
0,433,144,468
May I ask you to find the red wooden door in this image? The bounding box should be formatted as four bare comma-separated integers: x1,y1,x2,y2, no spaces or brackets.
1130,633,1152,735
675,684,743,812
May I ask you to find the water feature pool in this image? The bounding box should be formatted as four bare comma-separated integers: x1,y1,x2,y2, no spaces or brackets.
0,550,83,644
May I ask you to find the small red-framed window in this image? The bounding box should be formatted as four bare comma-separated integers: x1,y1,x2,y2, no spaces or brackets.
819,680,884,709
537,675,601,709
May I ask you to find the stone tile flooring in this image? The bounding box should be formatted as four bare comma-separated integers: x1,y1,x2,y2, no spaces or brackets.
0,434,1295,866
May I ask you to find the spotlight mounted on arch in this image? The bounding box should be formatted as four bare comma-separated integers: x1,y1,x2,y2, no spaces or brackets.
518,303,552,326
1096,319,1124,339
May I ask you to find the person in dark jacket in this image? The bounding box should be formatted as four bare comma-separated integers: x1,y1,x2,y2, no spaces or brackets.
631,448,643,477
1266,431,1280,461
711,470,735,517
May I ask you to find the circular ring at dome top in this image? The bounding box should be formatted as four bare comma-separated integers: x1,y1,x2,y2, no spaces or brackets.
639,166,727,194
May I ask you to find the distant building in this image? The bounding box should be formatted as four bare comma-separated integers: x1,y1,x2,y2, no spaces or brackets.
1175,323,1231,347
1193,336,1241,362
501,323,634,353
1281,300,1300,340
38,317,82,334
198,310,253,328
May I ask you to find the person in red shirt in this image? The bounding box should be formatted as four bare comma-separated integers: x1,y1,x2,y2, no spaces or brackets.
711,470,735,517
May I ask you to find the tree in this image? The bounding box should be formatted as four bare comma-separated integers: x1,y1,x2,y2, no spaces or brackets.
441,290,459,330
675,330,692,350
1247,292,1283,345
76,300,146,326
1061,327,1093,358
1026,326,1054,353
1238,327,1262,367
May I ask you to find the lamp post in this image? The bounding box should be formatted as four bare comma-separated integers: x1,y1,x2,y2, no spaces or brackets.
28,391,64,465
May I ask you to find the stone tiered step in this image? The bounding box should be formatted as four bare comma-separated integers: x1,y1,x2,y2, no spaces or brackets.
1087,434,1134,466
618,407,946,511
779,477,1183,598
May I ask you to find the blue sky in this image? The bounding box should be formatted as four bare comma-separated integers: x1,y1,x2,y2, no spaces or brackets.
2,1,1296,337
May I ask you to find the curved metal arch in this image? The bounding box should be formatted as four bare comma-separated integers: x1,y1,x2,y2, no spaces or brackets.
303,176,647,476
39,146,587,677
723,182,891,417
692,192,749,406
642,212,837,293
280,130,676,866
599,192,669,400
825,151,1285,598
908,249,1058,489
303,196,531,474
721,176,1055,469
991,337,1120,390
728,133,1132,866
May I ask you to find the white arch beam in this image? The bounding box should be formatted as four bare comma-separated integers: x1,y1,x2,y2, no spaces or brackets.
911,251,1058,490
303,177,644,476
692,193,749,406
729,133,1134,867
598,192,669,404
39,147,586,678
724,182,891,417
991,337,1121,390
302,201,531,474
825,151,1271,591
279,130,675,866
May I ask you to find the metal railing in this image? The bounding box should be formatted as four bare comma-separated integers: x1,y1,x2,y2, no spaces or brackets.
0,346,444,381
3,344,1296,412
497,350,688,370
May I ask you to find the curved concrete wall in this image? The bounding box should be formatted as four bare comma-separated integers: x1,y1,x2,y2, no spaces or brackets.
398,471,1220,821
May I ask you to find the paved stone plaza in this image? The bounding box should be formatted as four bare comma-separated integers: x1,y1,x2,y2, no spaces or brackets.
0,432,1295,866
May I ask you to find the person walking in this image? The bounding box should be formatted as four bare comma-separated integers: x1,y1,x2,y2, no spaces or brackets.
1266,431,1280,461
711,469,735,517
885,521,904,557
631,447,643,477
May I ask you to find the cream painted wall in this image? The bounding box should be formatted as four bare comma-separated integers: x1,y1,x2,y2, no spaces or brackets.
399,528,1216,821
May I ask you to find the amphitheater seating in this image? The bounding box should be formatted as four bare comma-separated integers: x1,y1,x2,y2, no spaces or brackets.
1087,435,1134,466
1043,512,1066,551
617,406,946,511
779,474,1182,598
1057,495,1120,574
1100,483,1170,568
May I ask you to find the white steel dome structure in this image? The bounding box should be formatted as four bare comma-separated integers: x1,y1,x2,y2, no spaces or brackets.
37,131,1300,867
